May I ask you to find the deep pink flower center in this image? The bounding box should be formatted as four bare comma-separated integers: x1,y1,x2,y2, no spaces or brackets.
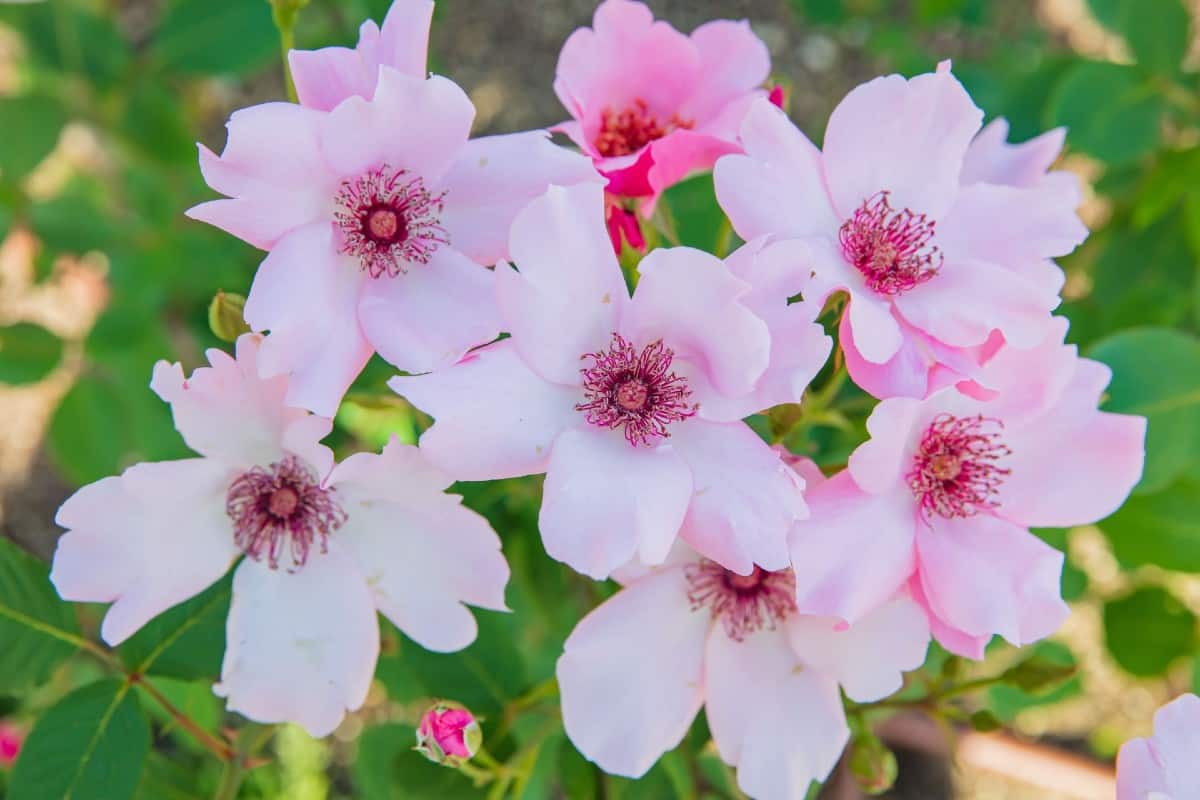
595,99,693,158
226,454,347,570
334,164,448,278
685,560,797,642
839,191,942,296
907,413,1011,520
576,333,698,446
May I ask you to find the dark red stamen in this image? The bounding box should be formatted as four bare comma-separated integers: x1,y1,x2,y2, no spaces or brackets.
685,560,797,642
594,99,693,158
226,454,346,570
839,191,941,295
334,164,448,278
907,413,1011,520
576,333,698,446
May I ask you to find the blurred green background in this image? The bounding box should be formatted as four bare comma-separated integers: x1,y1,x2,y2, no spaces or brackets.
1,1,1199,798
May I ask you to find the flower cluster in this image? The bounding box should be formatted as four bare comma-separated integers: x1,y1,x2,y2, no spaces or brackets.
48,0,1146,797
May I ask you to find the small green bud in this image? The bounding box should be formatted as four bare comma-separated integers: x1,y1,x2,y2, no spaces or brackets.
208,290,250,343
848,731,898,796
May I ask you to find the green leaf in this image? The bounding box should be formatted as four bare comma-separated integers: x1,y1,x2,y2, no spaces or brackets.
8,680,150,800
353,723,477,800
790,0,845,24
1048,61,1163,164
151,0,278,76
376,611,528,718
1088,328,1200,494
969,710,1003,732
1000,648,1079,693
1090,0,1190,75
1104,585,1197,676
660,174,732,255
0,94,66,180
1103,478,1200,571
0,323,63,385
988,641,1081,721
0,538,80,693
30,180,116,254
118,577,232,681
0,5,130,88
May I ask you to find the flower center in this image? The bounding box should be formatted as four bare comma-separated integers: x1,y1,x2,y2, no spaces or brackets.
226,454,347,571
334,164,448,278
594,99,693,158
576,333,698,446
685,560,797,642
907,413,1011,520
839,191,942,296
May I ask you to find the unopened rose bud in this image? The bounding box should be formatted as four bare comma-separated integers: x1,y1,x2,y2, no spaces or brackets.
0,721,23,767
415,702,481,766
208,290,251,343
768,84,787,111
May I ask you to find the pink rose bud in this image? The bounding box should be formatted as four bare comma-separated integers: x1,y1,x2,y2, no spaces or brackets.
605,203,646,255
415,702,481,766
768,84,787,110
0,722,22,767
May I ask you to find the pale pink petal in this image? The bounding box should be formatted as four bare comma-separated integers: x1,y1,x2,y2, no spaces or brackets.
327,434,451,503
391,341,579,481
789,473,917,625
358,246,500,373
907,574,989,659
938,183,1087,276
894,257,1058,349
823,67,982,220
786,595,929,702
149,334,315,467
623,247,769,398
317,69,473,184
848,396,927,495
51,459,237,646
1147,694,1200,797
645,129,741,196
967,317,1076,423
713,99,836,241
961,119,1066,188
678,19,770,122
674,420,803,575
847,287,905,363
215,547,378,737
840,309,938,399
541,427,692,579
496,183,628,385
916,514,1069,646
337,492,508,653
998,361,1146,528
1116,738,1170,800
186,103,334,250
705,627,849,800
438,132,600,266
242,223,373,417
374,0,434,79
557,565,708,778
553,0,700,142
289,0,433,110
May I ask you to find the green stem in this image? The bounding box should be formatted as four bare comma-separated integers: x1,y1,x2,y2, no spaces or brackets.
132,675,234,762
267,0,308,103
211,724,273,800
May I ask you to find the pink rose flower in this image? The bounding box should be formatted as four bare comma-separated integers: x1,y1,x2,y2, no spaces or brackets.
714,62,1088,401
416,702,482,764
1117,693,1200,800
788,325,1145,657
188,65,598,416
555,0,769,204
393,183,829,580
50,335,510,736
289,0,434,111
557,543,930,800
